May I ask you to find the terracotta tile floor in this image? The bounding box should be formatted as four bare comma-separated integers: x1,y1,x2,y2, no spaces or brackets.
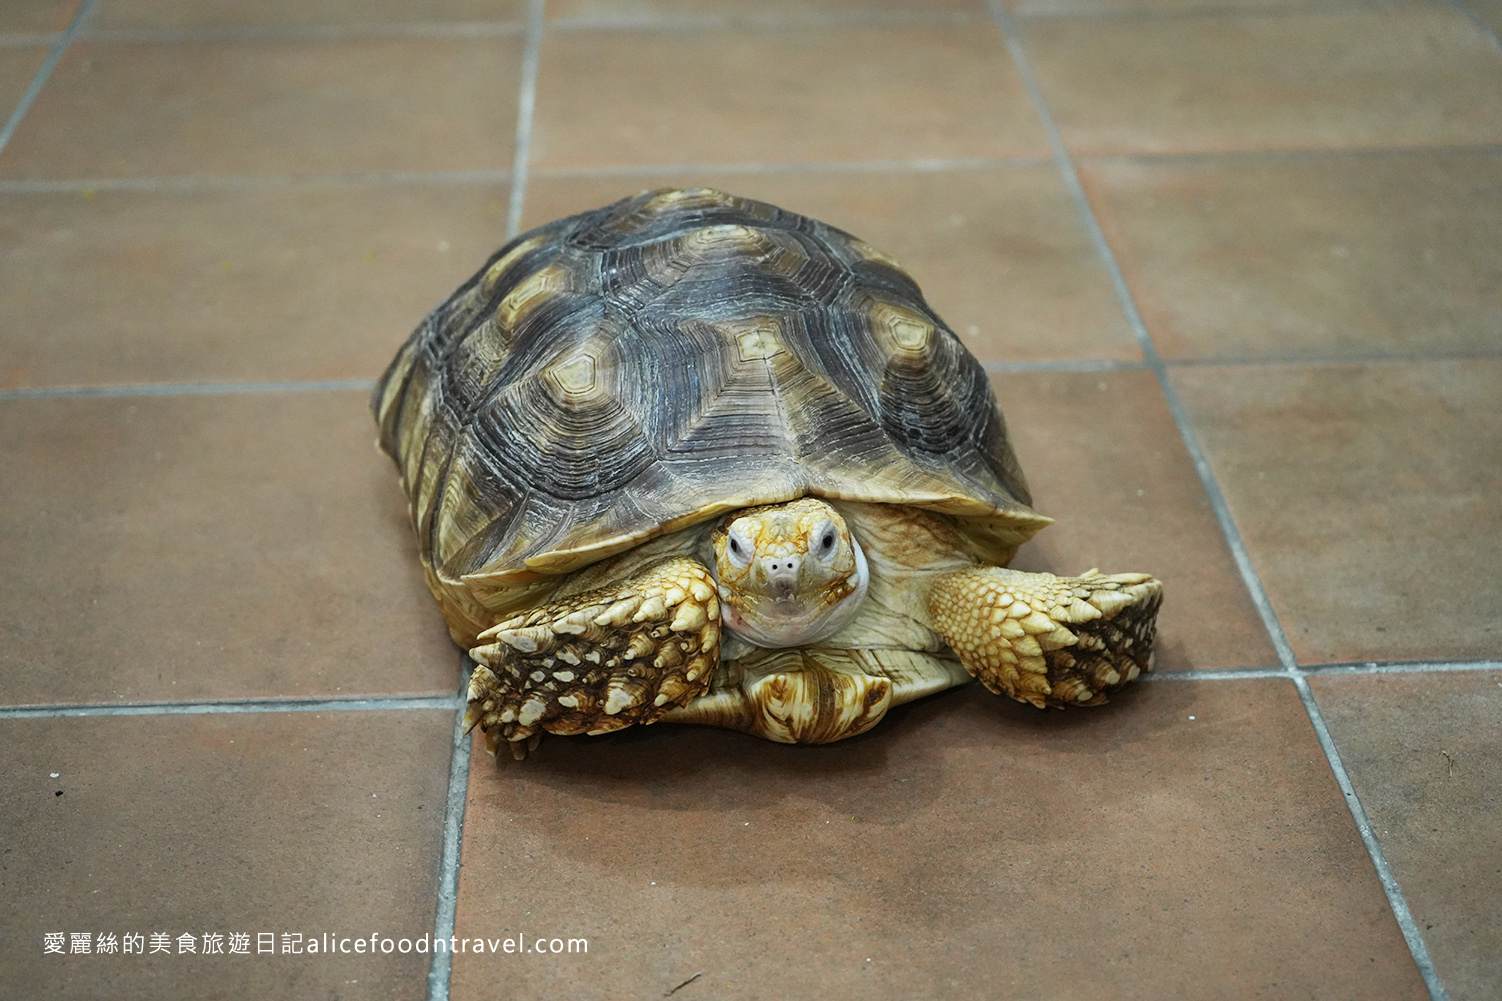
2,2,1497,999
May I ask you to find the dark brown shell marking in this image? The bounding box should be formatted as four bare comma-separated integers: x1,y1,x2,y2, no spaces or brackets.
374,187,1041,596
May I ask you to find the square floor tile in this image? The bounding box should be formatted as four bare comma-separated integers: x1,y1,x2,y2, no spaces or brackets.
521,168,1140,364
998,369,1279,671
0,710,453,1001
0,0,80,33
449,678,1425,1000
529,23,1049,169
1080,152,1502,361
1021,10,1502,155
1171,360,1502,665
1312,670,1502,1001
0,37,521,179
0,391,459,706
0,182,508,389
90,0,527,30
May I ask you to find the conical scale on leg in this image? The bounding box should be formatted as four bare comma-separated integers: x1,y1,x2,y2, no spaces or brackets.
464,558,722,758
926,566,1162,708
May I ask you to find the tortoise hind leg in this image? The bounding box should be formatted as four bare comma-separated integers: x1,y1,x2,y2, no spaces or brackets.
925,566,1162,708
464,557,720,759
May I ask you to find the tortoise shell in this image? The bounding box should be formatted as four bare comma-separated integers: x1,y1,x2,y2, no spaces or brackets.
374,187,1050,637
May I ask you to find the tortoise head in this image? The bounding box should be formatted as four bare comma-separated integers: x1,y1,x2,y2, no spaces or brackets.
710,497,868,648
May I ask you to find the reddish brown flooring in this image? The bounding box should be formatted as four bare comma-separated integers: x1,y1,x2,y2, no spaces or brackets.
2,2,1498,999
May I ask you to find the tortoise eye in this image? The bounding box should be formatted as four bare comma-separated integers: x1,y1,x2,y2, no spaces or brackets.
726,530,752,567
816,524,838,557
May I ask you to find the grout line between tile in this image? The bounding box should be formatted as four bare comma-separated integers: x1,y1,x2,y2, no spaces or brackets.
1077,143,1502,169
987,0,1301,669
1012,0,1443,21
1442,0,1502,48
427,7,543,998
0,169,512,194
545,11,972,31
2,146,1496,199
1140,666,1303,682
1292,674,1452,997
0,0,97,158
426,659,478,1001
1301,659,1502,678
532,155,1054,180
1141,659,1502,683
79,21,526,44
1,658,1494,718
0,694,459,719
0,379,375,400
986,3,1453,997
983,358,1146,373
1161,348,1502,368
0,157,1044,197
5,2,1444,46
505,0,546,240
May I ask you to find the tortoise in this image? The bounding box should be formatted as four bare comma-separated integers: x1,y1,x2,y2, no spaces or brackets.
373,187,1162,759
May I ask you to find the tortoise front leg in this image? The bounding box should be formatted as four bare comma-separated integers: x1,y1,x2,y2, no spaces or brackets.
925,566,1162,708
464,557,721,759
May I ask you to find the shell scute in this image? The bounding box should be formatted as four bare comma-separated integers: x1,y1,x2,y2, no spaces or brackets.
374,187,1050,642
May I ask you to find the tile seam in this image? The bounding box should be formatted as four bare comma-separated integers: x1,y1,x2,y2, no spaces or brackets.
426,663,478,1001
0,380,376,400
0,158,1038,194
1301,659,1502,676
1293,675,1452,994
1160,349,1502,368
1,658,1496,718
0,694,460,718
985,3,1452,998
428,5,544,999
1076,143,1502,168
984,358,1148,373
1138,667,1300,681
504,0,546,240
0,0,98,157
0,169,513,193
3,146,1497,196
546,11,974,31
1141,659,1502,682
43,3,1466,41
1012,0,1464,21
78,22,526,43
1442,0,1502,47
986,351,1502,373
532,154,1055,178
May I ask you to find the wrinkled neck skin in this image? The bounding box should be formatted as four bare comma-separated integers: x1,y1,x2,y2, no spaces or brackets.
707,497,870,649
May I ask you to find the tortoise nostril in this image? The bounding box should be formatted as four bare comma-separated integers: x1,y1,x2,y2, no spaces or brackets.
761,556,800,584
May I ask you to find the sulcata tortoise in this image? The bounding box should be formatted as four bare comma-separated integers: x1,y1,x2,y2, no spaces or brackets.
374,187,1162,759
